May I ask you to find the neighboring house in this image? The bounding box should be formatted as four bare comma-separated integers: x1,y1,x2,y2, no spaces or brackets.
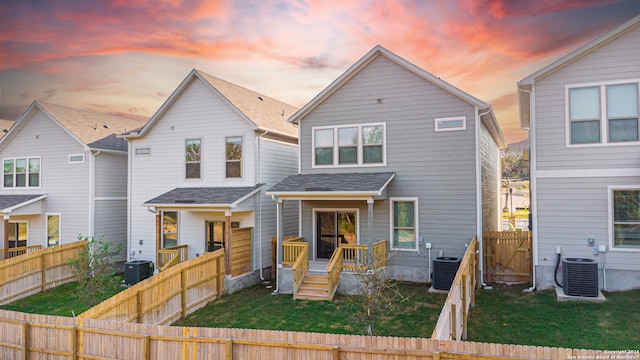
518,14,640,291
268,45,505,289
122,69,299,289
0,101,145,259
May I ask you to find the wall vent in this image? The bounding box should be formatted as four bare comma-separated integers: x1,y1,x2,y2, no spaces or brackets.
562,258,598,297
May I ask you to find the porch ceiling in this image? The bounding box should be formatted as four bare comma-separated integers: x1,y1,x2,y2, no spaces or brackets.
0,194,47,216
142,184,263,209
265,172,395,201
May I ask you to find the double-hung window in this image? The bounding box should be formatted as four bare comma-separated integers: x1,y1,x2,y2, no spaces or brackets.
3,157,40,188
390,198,418,251
610,187,640,251
568,81,639,145
313,123,385,167
185,139,201,179
47,214,60,247
225,136,243,178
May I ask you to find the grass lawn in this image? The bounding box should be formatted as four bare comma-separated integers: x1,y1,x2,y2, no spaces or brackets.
173,282,447,338
468,284,640,350
0,276,125,317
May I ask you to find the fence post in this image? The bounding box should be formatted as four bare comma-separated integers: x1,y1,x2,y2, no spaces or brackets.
451,303,457,340
71,325,77,360
137,290,144,324
217,254,224,295
461,273,467,340
332,346,340,360
143,335,150,360
181,269,187,318
41,252,46,292
22,321,29,360
226,339,233,360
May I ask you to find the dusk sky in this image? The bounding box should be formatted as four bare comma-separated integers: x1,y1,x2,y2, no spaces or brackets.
2,1,640,143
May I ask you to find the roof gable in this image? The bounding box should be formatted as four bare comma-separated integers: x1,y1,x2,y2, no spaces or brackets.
129,69,298,140
289,45,490,124
0,102,146,152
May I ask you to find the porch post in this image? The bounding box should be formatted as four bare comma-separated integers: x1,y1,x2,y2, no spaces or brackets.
225,210,232,275
155,213,161,266
275,196,283,292
3,215,9,260
367,199,374,251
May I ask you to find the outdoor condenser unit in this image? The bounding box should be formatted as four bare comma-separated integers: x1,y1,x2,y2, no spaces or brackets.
562,258,598,297
432,257,461,290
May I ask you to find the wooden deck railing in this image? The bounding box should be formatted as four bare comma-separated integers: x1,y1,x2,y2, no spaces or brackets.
326,247,343,301
431,236,478,341
0,245,42,260
339,244,368,272
157,244,188,272
291,242,309,300
372,240,387,269
281,237,305,267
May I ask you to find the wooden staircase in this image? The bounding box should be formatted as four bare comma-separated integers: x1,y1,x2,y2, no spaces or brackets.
295,273,330,301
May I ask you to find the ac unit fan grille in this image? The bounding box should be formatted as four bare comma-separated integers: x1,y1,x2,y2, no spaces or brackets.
562,258,598,297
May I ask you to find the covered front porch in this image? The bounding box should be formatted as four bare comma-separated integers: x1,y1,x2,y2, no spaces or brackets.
142,186,261,282
0,194,47,260
266,172,395,300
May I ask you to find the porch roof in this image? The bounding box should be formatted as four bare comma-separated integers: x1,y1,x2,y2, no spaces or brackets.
0,194,47,215
143,184,263,209
265,172,395,200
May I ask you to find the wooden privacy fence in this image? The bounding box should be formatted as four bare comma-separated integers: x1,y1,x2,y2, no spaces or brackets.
432,236,478,341
0,309,612,360
0,245,42,260
483,231,532,284
231,227,253,277
0,240,86,305
79,249,225,325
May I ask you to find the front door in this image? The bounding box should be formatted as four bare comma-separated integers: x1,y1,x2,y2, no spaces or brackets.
206,221,225,252
315,211,357,259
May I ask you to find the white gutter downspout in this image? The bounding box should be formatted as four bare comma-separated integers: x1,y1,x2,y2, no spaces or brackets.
520,85,537,293
476,107,491,288
256,130,269,281
88,150,99,240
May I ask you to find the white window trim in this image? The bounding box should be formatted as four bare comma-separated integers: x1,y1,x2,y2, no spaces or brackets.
2,156,42,189
225,135,244,180
311,122,386,168
608,185,640,252
68,154,85,164
135,147,151,156
389,197,419,252
8,220,28,247
565,79,640,148
435,116,466,132
312,208,360,260
46,213,61,247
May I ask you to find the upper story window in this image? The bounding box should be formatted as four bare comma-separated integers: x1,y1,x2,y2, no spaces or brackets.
185,139,201,179
435,116,466,132
135,147,151,156
568,81,639,146
68,154,85,164
313,123,386,167
226,136,243,178
3,157,40,188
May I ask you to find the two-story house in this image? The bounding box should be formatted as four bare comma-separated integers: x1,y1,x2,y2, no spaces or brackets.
0,101,145,260
519,14,640,292
268,45,505,293
123,69,299,291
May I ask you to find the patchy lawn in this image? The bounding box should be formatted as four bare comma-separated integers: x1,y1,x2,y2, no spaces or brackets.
0,276,125,317
468,284,640,350
173,282,447,337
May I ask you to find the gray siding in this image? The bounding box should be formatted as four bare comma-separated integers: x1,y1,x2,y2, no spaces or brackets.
0,110,90,247
480,123,501,232
94,199,127,261
296,55,482,279
534,25,640,171
95,153,128,198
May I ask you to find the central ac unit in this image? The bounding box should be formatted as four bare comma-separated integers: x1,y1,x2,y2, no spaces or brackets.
432,257,461,290
562,258,598,297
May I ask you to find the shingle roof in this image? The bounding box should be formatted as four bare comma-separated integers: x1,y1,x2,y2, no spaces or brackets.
143,185,264,207
0,194,46,213
38,102,147,151
195,70,298,138
266,172,395,195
